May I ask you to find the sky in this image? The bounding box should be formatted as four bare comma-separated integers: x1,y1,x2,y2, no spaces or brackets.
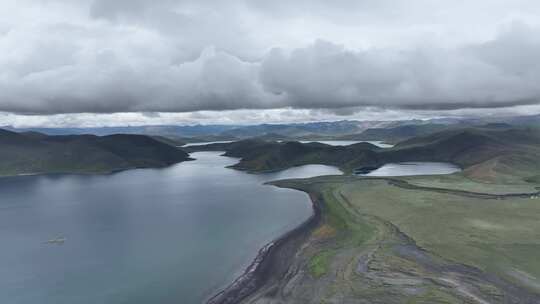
1,0,540,127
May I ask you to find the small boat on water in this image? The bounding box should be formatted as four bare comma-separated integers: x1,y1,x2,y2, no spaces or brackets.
44,236,66,245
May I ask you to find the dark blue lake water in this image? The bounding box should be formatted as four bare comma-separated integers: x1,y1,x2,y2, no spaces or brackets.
0,152,341,304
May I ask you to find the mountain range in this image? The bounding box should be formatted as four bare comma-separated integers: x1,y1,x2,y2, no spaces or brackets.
4,114,539,144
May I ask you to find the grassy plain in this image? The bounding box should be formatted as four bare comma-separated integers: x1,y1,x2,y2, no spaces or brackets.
340,178,540,290
242,173,540,303
211,127,540,304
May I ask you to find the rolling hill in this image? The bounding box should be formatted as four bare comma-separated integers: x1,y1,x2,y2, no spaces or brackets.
189,127,540,183
0,129,191,176
339,123,453,143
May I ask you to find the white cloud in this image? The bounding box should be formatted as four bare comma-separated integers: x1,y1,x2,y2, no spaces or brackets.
0,0,539,123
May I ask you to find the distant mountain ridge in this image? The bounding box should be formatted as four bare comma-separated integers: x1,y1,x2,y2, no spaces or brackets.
0,129,191,176
2,125,240,137
338,124,452,143
4,113,539,144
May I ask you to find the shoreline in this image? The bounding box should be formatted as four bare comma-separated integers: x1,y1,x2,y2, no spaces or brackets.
0,159,194,179
204,176,540,304
205,190,322,304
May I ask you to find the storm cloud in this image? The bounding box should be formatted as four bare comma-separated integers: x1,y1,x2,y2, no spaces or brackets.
1,0,540,116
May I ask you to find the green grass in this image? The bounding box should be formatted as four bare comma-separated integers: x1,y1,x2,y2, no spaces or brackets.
309,250,335,278
339,178,540,291
320,187,375,245
525,175,540,184
405,173,540,194
304,186,376,279
271,173,540,302
405,288,462,304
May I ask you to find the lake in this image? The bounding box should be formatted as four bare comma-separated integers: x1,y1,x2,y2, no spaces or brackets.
182,141,233,147
299,140,393,148
184,140,394,148
357,162,461,177
0,152,341,304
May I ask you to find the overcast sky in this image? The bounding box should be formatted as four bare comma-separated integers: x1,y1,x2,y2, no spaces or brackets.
1,0,540,127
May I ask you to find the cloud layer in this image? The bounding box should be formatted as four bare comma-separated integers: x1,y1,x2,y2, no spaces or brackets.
1,0,540,116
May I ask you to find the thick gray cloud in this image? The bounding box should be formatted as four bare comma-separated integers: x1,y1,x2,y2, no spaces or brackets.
0,0,539,117
261,29,540,111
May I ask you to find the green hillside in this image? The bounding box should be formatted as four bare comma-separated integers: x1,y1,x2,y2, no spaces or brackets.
189,127,540,183
0,129,191,176
340,123,451,143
